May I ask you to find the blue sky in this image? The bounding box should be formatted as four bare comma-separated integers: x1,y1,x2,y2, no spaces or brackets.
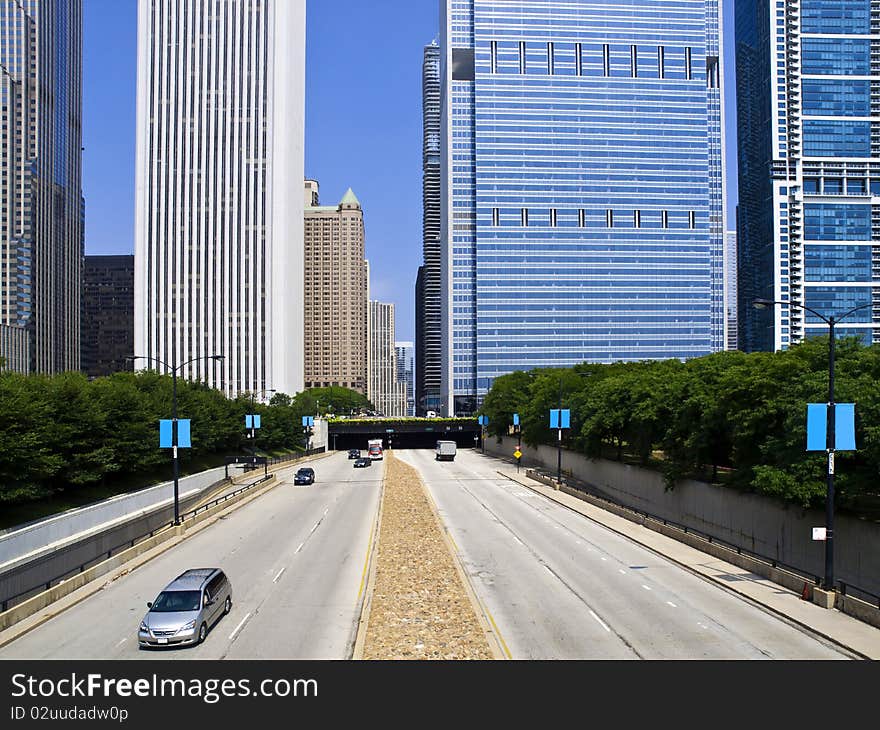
83,0,738,344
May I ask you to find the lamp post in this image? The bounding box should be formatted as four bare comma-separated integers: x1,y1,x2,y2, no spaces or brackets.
127,353,225,525
248,388,276,457
753,298,871,590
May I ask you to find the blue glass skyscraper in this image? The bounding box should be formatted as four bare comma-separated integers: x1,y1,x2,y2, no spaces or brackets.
737,0,879,352
440,0,726,415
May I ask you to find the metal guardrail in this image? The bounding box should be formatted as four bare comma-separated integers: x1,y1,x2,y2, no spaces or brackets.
0,472,273,613
527,465,880,609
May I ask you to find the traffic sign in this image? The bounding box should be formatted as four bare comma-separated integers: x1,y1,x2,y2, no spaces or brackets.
514,449,522,459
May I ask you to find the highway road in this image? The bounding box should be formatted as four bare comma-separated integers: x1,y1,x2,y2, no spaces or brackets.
0,453,382,659
396,448,854,659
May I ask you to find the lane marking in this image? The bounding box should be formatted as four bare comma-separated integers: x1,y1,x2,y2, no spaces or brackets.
228,612,251,641
273,567,285,583
310,521,320,534
116,637,128,647
667,601,677,608
323,508,329,516
618,569,626,575
641,584,652,591
600,557,607,562
486,608,513,659
544,565,555,577
589,610,611,632
356,519,377,602
295,542,305,554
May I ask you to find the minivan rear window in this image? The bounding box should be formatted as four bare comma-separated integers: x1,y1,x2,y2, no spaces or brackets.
151,591,201,612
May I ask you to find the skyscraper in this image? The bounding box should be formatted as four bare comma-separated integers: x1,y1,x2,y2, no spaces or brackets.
725,230,738,351
441,1,726,416
81,255,134,377
395,341,415,416
0,0,83,374
304,181,368,393
369,301,406,417
416,40,443,415
737,0,879,351
134,0,305,397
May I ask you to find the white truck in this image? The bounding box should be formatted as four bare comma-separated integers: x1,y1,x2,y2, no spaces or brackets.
435,440,457,461
367,438,384,460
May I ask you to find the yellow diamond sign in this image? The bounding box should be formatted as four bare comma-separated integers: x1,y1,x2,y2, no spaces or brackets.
514,449,522,459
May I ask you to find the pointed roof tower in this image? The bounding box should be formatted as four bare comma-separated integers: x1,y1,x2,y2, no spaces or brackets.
340,188,361,208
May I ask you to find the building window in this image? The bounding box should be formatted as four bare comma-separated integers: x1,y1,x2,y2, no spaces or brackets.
658,46,665,79
550,208,557,227
519,41,526,74
521,208,529,226
606,209,613,227
547,42,554,75
631,45,637,77
685,47,693,80
662,210,669,228
603,44,610,76
578,209,586,227
634,210,641,228
576,42,583,76
689,211,696,229
490,41,497,74
492,207,500,226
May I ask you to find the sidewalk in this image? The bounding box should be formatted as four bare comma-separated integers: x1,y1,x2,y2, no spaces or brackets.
495,463,880,660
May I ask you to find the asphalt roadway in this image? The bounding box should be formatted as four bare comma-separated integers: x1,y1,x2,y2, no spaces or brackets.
0,453,382,659
396,448,856,659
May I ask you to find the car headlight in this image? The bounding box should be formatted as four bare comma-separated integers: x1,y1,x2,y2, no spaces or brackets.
139,622,149,633
180,620,196,632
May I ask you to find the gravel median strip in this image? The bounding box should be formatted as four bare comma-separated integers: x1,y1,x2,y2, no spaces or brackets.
360,452,495,660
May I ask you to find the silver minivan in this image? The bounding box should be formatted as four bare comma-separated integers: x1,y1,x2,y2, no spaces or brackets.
138,568,232,648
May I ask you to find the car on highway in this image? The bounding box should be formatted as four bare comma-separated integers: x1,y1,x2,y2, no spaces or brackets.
348,449,360,459
353,457,372,468
138,568,232,648
294,467,315,485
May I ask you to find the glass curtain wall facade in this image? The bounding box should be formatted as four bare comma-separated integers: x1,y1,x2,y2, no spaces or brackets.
417,41,443,415
0,0,83,374
134,0,305,397
737,0,880,351
441,0,726,416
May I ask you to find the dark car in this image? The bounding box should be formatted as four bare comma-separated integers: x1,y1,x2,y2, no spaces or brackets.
294,467,315,485
348,449,360,459
353,457,371,468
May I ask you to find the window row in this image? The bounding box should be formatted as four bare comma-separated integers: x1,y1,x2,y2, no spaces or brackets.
486,40,716,86
488,208,699,229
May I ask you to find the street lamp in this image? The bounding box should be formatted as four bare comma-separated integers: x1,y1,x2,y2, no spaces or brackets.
247,389,276,456
753,297,872,591
127,353,225,525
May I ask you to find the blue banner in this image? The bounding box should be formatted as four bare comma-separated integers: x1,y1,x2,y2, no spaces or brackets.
560,409,570,429
253,415,261,430
159,419,173,448
550,409,570,429
513,413,519,426
806,404,827,452
177,419,192,448
835,403,856,451
246,415,253,429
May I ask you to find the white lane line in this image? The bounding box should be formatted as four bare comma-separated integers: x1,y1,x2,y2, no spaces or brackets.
295,542,305,554
309,521,320,534
544,565,555,577
667,601,677,608
228,612,251,641
273,567,285,583
116,637,128,647
618,569,627,575
600,557,607,562
323,508,329,516
641,584,652,591
589,610,611,633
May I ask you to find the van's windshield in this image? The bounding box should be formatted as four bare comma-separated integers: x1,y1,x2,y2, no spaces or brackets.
150,590,201,612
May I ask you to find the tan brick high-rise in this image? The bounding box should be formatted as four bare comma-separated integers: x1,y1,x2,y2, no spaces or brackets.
304,181,368,394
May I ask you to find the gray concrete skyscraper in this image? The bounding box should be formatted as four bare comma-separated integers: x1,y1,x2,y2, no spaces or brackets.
0,0,83,374
416,40,442,415
134,0,305,397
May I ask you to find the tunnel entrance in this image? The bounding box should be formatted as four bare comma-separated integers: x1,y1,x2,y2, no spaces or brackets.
326,418,480,452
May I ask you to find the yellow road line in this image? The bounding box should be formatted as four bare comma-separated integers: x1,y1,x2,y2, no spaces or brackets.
485,608,513,660
357,519,376,602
